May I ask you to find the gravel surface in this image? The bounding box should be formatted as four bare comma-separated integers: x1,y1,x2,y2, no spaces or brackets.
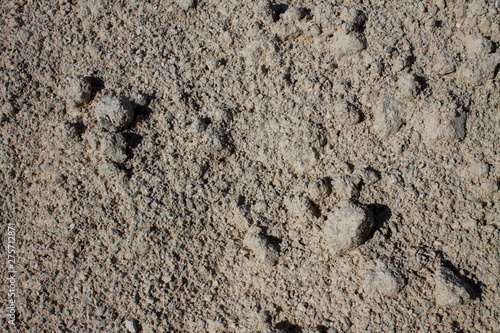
0,0,499,332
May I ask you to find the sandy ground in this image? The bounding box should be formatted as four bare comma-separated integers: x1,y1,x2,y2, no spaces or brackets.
0,0,499,332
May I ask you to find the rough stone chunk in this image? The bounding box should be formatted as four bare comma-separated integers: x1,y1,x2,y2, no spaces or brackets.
176,0,196,10
332,174,361,200
243,226,279,265
98,161,122,179
323,200,375,257
242,37,280,68
465,35,493,58
313,2,338,35
355,167,380,185
458,53,500,86
124,318,138,333
331,32,366,58
1,101,16,117
373,95,405,139
203,128,234,160
275,22,301,40
434,266,473,307
95,95,134,131
423,101,466,142
286,195,320,223
363,259,405,296
397,73,420,100
469,160,489,183
255,0,275,24
479,179,499,202
279,122,326,174
282,6,307,23
433,58,456,76
100,132,128,163
307,178,331,201
334,100,361,125
188,117,209,134
213,105,233,124
340,6,367,28
67,75,92,106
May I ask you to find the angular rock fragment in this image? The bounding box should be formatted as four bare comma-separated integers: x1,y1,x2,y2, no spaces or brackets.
331,32,366,58
313,2,338,35
373,95,405,139
1,101,16,117
282,6,307,23
98,161,122,178
279,121,326,174
124,318,138,333
340,6,367,29
307,178,331,201
423,101,466,142
176,0,196,10
469,160,489,184
363,259,405,296
332,174,362,200
323,200,375,257
280,140,319,174
212,105,233,124
203,128,234,160
95,95,134,131
433,58,456,76
458,53,500,86
355,167,380,185
275,22,301,40
242,37,280,68
67,75,92,106
465,35,493,58
434,266,473,307
255,0,275,24
243,226,279,265
100,132,128,163
397,73,420,100
479,179,499,202
188,117,209,134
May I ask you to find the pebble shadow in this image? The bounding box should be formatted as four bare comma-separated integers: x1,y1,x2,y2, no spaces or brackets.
366,203,392,242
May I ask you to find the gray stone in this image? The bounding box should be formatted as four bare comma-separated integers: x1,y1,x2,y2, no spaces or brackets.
282,6,307,23
373,95,405,139
255,0,275,24
423,101,466,142
100,132,128,163
287,195,320,223
243,226,279,265
331,32,366,58
95,95,134,131
434,266,473,307
433,58,456,76
363,259,405,296
176,0,196,10
67,75,92,106
323,200,375,257
124,318,138,333
307,178,331,201
333,174,362,200
397,73,420,100
465,35,493,58
458,53,500,86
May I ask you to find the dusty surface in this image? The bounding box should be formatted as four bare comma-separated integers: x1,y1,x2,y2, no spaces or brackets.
1,0,499,332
